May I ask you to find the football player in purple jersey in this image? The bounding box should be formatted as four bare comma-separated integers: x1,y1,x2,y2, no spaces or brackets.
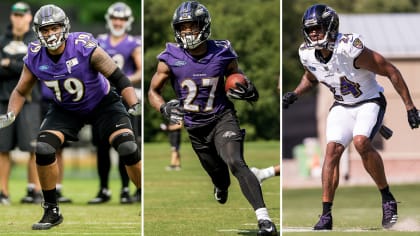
148,1,277,235
88,2,142,205
0,4,141,230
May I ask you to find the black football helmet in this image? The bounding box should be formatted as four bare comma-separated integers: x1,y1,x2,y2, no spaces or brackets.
33,4,70,50
105,2,134,37
172,1,211,49
302,4,339,50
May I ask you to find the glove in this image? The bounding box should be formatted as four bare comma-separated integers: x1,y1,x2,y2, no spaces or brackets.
407,108,420,129
227,81,259,102
0,111,15,129
128,103,141,116
160,99,185,124
282,92,298,109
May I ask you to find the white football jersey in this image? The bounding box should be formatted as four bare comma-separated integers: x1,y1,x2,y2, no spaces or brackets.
299,33,384,105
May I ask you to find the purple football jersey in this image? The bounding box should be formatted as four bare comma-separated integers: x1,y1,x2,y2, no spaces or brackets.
158,40,237,127
24,32,110,114
97,34,141,76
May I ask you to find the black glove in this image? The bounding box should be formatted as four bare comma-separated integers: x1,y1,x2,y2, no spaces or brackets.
282,92,298,109
407,108,420,129
227,81,259,102
160,99,185,124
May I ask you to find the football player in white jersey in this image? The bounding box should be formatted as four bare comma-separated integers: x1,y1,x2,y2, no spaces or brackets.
283,4,420,230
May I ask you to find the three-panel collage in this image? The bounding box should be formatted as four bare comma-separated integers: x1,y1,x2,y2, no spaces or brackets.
2,0,420,235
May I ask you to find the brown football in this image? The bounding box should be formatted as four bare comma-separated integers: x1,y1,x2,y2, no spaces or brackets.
225,73,247,92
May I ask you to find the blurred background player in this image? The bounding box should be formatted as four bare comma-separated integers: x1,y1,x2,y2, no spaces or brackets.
160,121,182,171
148,2,277,235
88,2,142,204
0,1,41,205
250,164,280,184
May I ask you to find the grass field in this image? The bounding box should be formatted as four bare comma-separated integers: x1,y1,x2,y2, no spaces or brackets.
143,141,280,235
283,184,420,236
2,159,140,236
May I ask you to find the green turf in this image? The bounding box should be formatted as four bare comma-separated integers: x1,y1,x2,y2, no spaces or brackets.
3,162,140,236
283,184,420,236
143,141,280,235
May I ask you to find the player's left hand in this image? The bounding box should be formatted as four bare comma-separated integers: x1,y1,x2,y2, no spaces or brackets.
128,103,141,116
0,111,15,129
227,82,259,102
407,107,420,129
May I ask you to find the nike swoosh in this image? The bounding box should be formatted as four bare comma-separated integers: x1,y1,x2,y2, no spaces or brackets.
116,123,126,128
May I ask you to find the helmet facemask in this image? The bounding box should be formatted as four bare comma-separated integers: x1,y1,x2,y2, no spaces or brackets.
174,21,209,50
37,24,67,50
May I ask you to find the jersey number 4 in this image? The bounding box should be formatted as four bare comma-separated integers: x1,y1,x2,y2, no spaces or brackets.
323,76,362,101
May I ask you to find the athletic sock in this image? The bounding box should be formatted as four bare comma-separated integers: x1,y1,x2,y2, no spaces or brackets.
322,202,332,215
255,207,272,221
380,186,395,202
42,188,57,204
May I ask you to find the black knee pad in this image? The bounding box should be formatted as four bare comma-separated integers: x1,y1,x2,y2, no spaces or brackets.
111,132,140,166
35,132,61,166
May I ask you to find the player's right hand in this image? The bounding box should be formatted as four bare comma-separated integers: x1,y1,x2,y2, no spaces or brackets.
160,99,185,125
282,92,298,109
0,111,15,129
407,107,420,129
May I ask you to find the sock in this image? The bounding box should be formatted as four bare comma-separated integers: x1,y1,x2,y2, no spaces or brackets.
322,202,332,215
380,186,395,202
56,184,62,191
255,208,272,221
265,166,276,178
43,188,57,205
27,183,36,190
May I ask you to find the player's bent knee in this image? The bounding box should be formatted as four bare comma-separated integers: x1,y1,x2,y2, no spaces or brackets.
35,132,61,166
111,132,140,166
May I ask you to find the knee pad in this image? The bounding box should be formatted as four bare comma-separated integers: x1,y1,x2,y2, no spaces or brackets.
35,132,61,166
111,132,140,166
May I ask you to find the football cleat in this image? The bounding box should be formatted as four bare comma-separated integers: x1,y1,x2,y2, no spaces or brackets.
87,188,111,204
257,219,278,236
56,190,72,203
313,212,333,230
0,191,10,205
213,187,228,204
32,202,63,230
120,188,133,204
21,188,43,204
382,200,398,229
131,188,141,203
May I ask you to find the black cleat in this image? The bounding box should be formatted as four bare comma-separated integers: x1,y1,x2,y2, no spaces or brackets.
88,188,111,204
0,191,10,205
131,188,141,203
257,219,278,236
120,188,133,204
313,213,333,230
56,190,72,203
32,202,63,230
21,188,43,204
213,187,228,204
382,200,398,229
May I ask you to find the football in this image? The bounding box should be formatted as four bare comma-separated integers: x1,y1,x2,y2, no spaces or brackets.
225,73,247,92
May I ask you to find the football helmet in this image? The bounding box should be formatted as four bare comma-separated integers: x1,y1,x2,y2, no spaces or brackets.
172,1,211,49
302,4,339,51
33,4,70,50
105,2,134,37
